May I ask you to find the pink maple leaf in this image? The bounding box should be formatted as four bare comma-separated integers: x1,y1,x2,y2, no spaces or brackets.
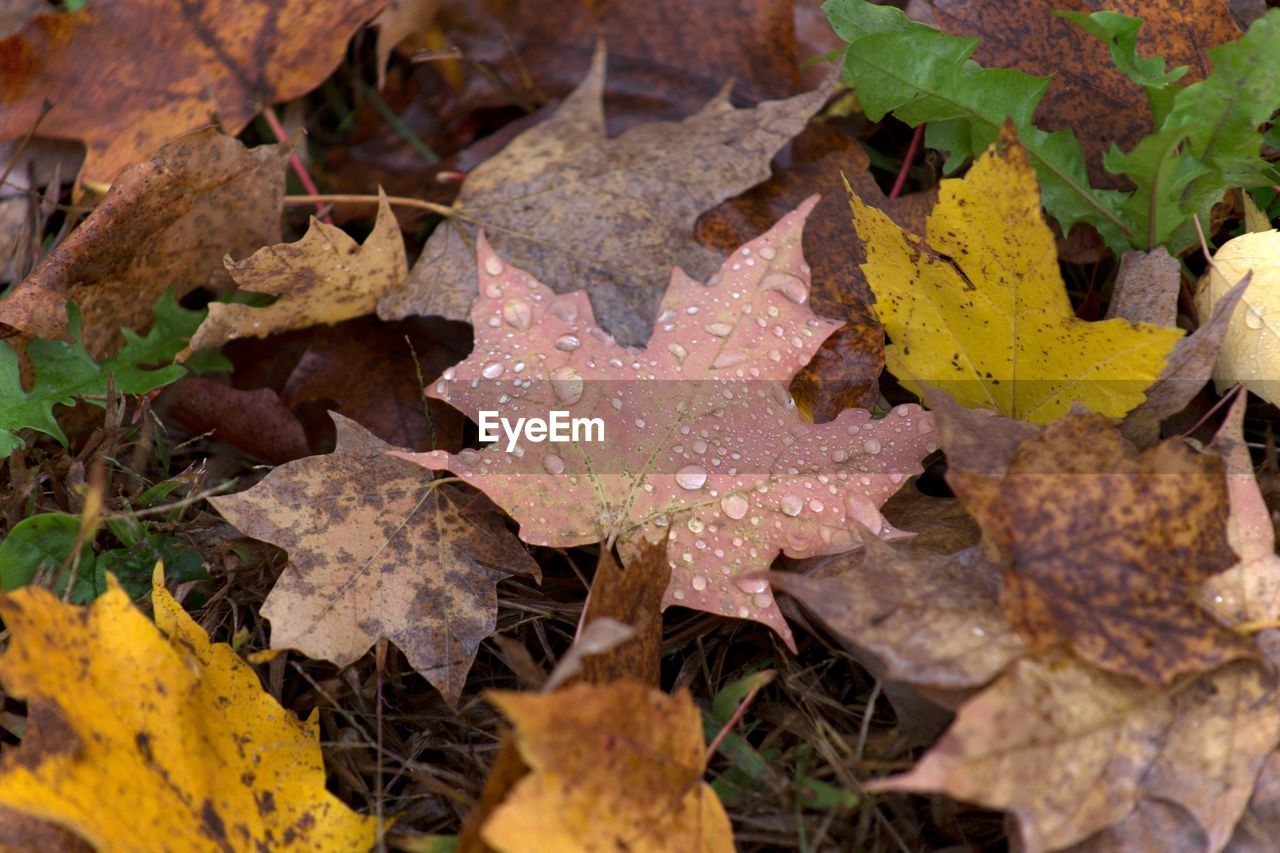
396,198,938,647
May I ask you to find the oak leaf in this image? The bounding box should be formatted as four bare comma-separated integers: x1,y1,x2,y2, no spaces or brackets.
848,130,1182,423
1195,229,1280,407
0,569,378,850
185,191,408,355
397,201,938,648
0,129,288,356
210,413,540,706
483,680,733,852
0,0,383,184
377,44,833,347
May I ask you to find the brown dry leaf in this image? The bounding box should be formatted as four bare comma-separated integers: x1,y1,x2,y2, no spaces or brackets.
975,412,1251,685
374,0,441,88
209,413,540,706
872,650,1280,852
930,0,1241,187
438,0,803,126
1120,274,1250,447
185,191,408,355
160,378,311,464
578,540,670,687
0,0,384,184
377,44,833,346
0,129,288,355
770,536,1025,691
483,681,733,852
279,316,468,453
0,572,379,850
1106,248,1181,328
696,122,937,418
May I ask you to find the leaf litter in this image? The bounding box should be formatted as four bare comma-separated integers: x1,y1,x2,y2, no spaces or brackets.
4,2,1280,850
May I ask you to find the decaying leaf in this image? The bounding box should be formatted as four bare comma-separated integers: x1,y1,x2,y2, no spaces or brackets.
0,570,378,850
1196,229,1280,407
0,129,288,355
1120,274,1250,447
770,536,1025,691
0,0,384,184
974,411,1249,685
483,681,733,852
578,540,670,686
210,413,540,706
374,0,441,88
849,130,1182,423
872,650,1280,852
185,191,408,355
436,0,804,125
930,0,1240,187
377,44,833,347
397,201,938,648
1106,247,1181,328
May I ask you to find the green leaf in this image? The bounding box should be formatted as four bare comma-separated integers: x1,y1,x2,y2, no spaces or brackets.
822,0,1131,249
1108,10,1280,251
0,513,101,603
0,290,207,454
1056,11,1187,89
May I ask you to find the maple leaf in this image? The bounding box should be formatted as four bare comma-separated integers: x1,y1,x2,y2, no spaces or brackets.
0,129,288,356
696,122,937,418
396,200,938,648
483,680,733,852
0,569,378,849
377,44,833,347
948,403,1251,685
185,191,408,355
0,0,383,184
210,414,540,706
848,129,1183,423
871,650,1280,852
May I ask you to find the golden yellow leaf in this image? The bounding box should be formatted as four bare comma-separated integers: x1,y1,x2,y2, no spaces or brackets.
0,568,378,851
482,680,733,852
1195,229,1280,407
847,130,1182,423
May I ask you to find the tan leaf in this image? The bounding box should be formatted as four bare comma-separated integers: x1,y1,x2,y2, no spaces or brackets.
0,0,383,184
483,681,733,852
770,537,1024,691
0,129,287,355
377,43,832,347
872,651,1280,852
185,191,408,354
210,413,540,706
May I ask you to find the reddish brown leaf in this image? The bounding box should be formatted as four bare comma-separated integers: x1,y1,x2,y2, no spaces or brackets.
579,541,670,687
930,0,1241,188
0,0,384,184
0,129,287,355
160,378,310,464
438,0,803,126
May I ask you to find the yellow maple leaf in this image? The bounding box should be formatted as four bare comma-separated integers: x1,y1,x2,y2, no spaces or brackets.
847,131,1182,423
482,680,733,852
0,567,378,851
